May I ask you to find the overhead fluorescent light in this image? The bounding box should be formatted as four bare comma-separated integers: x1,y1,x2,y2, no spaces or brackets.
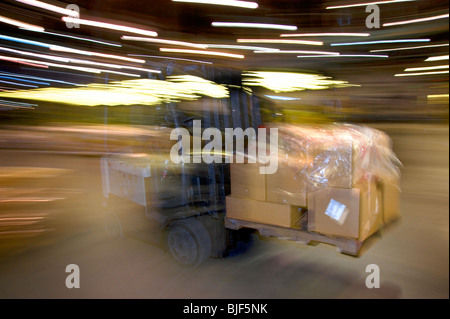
404,65,449,72
172,0,258,9
0,46,69,63
370,43,449,52
31,30,122,47
15,0,79,16
0,80,38,88
265,95,301,101
383,13,449,27
206,44,279,51
255,50,340,55
425,55,449,62
212,22,297,31
237,39,323,46
395,70,449,77
62,17,158,37
159,48,245,59
280,33,370,37
331,39,430,46
128,54,213,64
49,46,145,63
121,36,207,49
326,0,415,10
0,14,44,31
297,54,388,58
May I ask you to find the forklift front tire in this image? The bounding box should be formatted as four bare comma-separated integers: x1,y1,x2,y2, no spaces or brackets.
166,218,212,268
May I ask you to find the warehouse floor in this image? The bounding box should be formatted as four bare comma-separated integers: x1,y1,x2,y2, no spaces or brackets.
0,122,448,299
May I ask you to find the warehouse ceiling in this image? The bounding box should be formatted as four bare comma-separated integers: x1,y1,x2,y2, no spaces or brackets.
0,0,448,115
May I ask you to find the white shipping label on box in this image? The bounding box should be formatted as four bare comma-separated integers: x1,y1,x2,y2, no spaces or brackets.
325,199,349,225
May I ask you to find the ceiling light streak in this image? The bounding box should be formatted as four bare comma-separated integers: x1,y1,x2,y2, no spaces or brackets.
159,48,245,59
32,30,122,47
425,55,449,62
0,55,48,67
128,54,213,64
15,0,79,17
237,39,323,45
394,70,449,77
0,80,38,88
280,33,370,37
331,39,430,46
62,17,158,37
297,54,388,58
0,46,69,63
211,22,297,31
383,13,449,27
172,0,258,9
0,75,49,85
0,71,82,86
404,65,449,72
0,14,44,31
49,45,145,63
205,44,278,51
121,36,207,49
255,50,340,55
370,43,449,52
326,0,415,10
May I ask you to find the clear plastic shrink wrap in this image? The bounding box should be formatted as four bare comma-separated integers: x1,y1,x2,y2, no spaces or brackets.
264,123,402,239
274,123,401,192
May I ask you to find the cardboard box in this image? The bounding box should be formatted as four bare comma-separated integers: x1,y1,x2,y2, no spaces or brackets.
307,187,361,238
358,179,384,241
307,179,383,240
230,162,266,201
266,159,307,207
381,176,401,224
226,195,302,229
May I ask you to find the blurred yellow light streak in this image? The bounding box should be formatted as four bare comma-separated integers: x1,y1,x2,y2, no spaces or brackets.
212,22,297,31
425,55,449,62
237,39,323,46
428,94,449,98
121,36,207,49
172,0,258,9
0,77,229,106
370,43,449,52
15,0,79,16
395,70,449,77
206,44,278,51
280,33,370,37
405,65,449,72
383,13,449,27
326,0,415,9
242,71,354,93
0,14,44,31
62,17,158,37
160,48,245,59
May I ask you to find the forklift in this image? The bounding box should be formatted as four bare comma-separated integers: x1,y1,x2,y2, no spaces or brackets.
100,65,266,267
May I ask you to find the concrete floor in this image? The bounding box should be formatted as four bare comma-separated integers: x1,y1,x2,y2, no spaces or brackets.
0,122,448,299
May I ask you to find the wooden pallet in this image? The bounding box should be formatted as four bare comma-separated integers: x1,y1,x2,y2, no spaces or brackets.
225,218,364,256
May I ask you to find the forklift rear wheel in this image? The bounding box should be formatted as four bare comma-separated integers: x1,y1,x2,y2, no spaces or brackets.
104,212,124,240
166,218,212,268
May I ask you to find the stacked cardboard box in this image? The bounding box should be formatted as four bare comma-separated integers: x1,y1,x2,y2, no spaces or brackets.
225,124,401,240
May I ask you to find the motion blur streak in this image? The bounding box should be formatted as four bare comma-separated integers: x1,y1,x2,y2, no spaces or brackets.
242,71,356,92
0,76,229,106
